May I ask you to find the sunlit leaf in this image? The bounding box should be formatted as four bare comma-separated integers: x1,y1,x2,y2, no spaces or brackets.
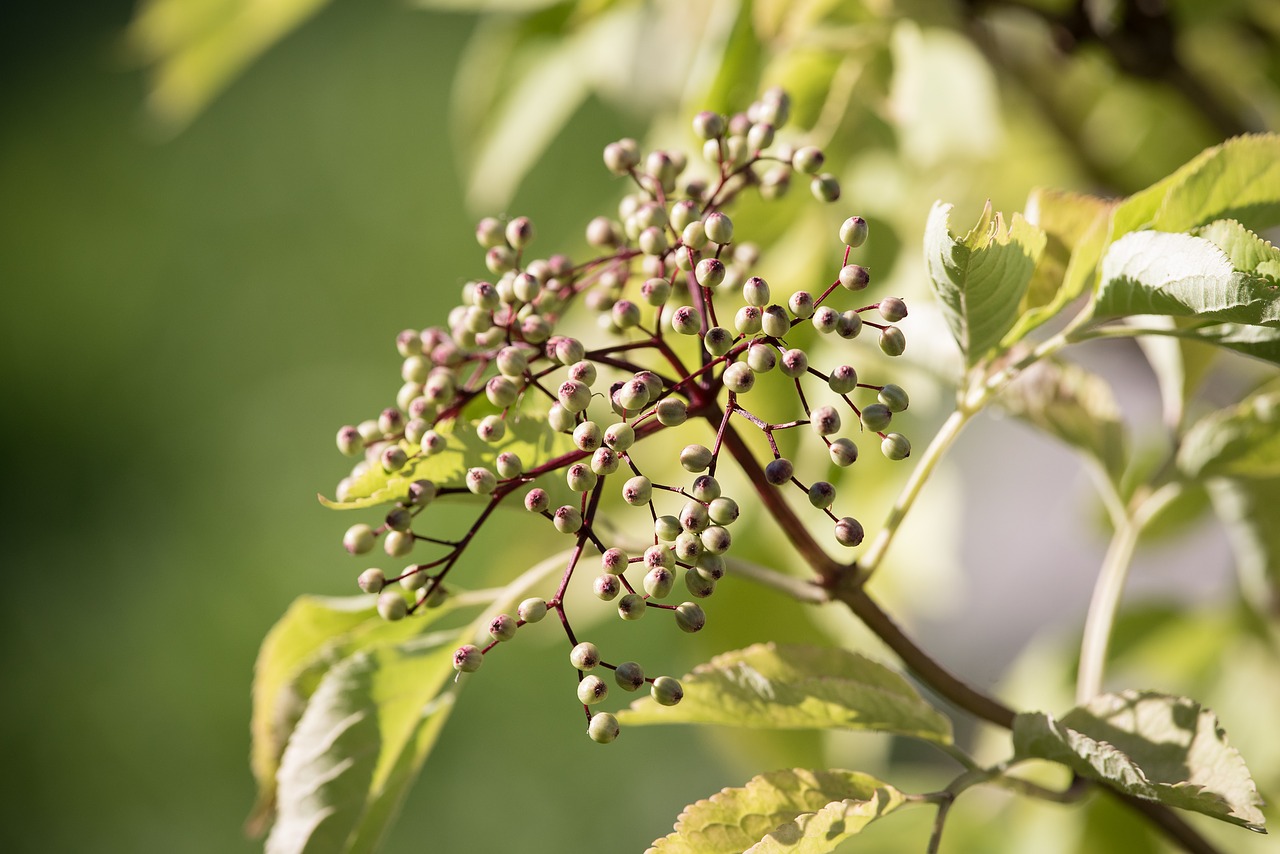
1205,478,1280,613
320,415,572,509
1093,231,1280,327
1013,690,1266,832
130,0,333,130
647,769,907,854
999,358,1127,483
924,200,1047,368
619,642,953,743
1178,379,1280,479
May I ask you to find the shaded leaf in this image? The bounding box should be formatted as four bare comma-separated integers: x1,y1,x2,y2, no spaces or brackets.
1178,379,1280,479
1134,318,1218,430
265,631,464,854
129,0,333,131
320,415,572,509
647,769,906,854
1000,358,1127,483
924,200,1046,368
1014,690,1266,832
1205,479,1280,614
619,642,952,743
1093,231,1280,327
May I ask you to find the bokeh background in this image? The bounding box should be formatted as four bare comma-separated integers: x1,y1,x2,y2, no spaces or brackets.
3,1,1279,852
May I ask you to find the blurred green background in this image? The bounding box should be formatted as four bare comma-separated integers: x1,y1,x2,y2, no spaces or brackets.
4,1,1278,852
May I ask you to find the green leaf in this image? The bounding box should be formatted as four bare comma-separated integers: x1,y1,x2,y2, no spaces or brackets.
647,769,907,854
129,0,333,131
248,595,460,834
1015,188,1116,332
1133,319,1218,430
924,200,1047,368
618,642,953,743
999,358,1127,483
1205,478,1280,614
320,415,572,509
1013,690,1266,832
1196,218,1280,279
1093,231,1280,327
1110,134,1280,240
1178,379,1280,479
265,630,464,854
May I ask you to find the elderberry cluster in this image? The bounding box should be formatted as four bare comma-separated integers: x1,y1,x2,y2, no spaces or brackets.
330,88,911,743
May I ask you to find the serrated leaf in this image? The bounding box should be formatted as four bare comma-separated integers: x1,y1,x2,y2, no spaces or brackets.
925,200,1047,368
618,642,952,743
1093,231,1280,327
1014,690,1266,832
647,769,906,854
1178,379,1280,479
1196,218,1280,279
321,415,572,509
265,631,464,854
1000,358,1127,483
1015,188,1116,334
248,595,460,834
129,0,333,131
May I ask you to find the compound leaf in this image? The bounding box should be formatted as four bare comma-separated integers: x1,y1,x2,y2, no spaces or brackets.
1014,690,1265,832
648,769,907,854
619,642,952,744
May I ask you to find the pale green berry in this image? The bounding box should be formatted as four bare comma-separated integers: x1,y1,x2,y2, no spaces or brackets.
808,481,836,509
601,547,629,573
765,457,794,486
839,264,869,290
879,297,908,322
477,414,506,443
788,291,815,319
618,593,647,620
701,526,731,555
570,641,601,670
358,567,386,593
486,245,516,274
680,499,711,533
587,712,620,744
553,337,586,365
675,602,706,633
693,110,725,139
834,516,865,547
381,445,408,473
337,425,363,457
704,212,734,245
466,467,497,495
680,444,714,472
641,277,671,306
383,530,414,558
399,569,429,591
517,597,548,623
578,674,609,705
837,311,863,339
811,173,840,202
496,451,523,479
603,139,640,174
671,306,701,335
357,419,382,442
778,348,809,378
704,327,733,357
586,216,622,248
644,544,675,570
695,258,726,288
696,552,726,581
378,407,405,436
617,378,650,412
638,227,668,257
396,382,421,413
623,475,652,506
568,360,598,387
792,146,824,174
747,342,777,373
828,365,858,394
404,418,428,446
604,422,635,451
524,487,550,513
723,362,755,394
572,421,602,453
591,446,619,475
861,403,892,432
407,480,437,506
670,199,699,231
840,216,869,248
344,524,376,555
615,661,645,691
553,505,583,533
488,614,519,642
513,272,541,302
593,573,621,601
811,405,841,436
377,591,407,621
651,676,684,706
422,582,449,609
655,515,682,542
476,216,505,248
396,328,421,357
708,497,740,525
558,380,592,413
747,121,775,151
878,384,910,412
548,403,577,433
761,304,789,338
453,644,483,672
420,430,447,455
471,281,500,311
402,355,430,385
674,531,703,562
735,305,763,335
812,306,839,334
879,326,906,356
656,398,688,427
690,474,721,502
681,220,708,249
829,438,859,466
882,433,911,460
686,566,717,597
566,463,597,493
644,566,676,598
742,277,769,308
